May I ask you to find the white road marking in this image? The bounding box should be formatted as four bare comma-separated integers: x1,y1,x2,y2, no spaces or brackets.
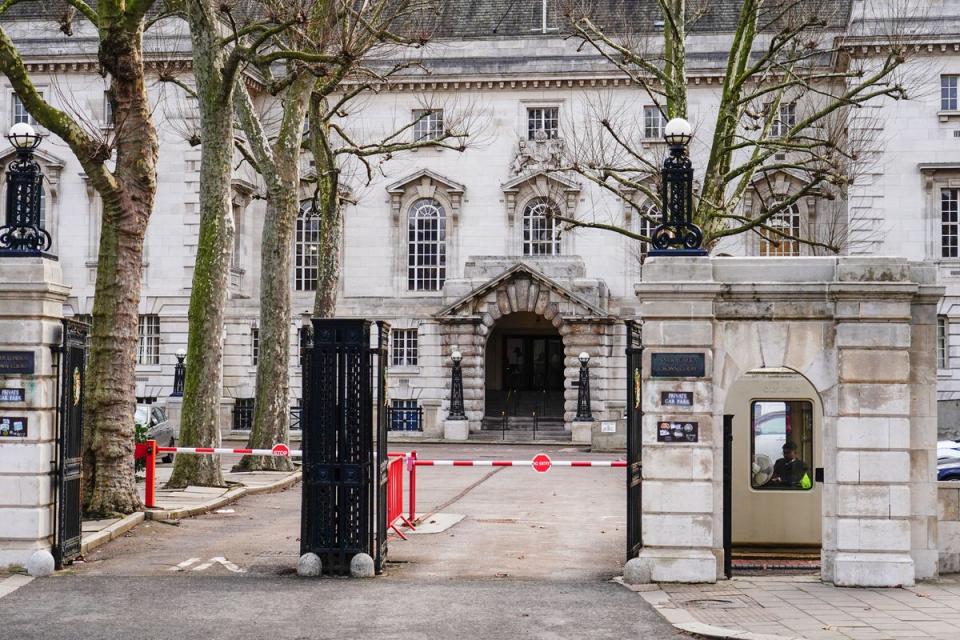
169,557,201,571
191,556,244,573
0,575,33,600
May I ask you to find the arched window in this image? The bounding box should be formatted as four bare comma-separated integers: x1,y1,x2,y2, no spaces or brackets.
759,203,801,257
407,198,446,291
636,201,658,261
295,200,321,291
522,198,560,256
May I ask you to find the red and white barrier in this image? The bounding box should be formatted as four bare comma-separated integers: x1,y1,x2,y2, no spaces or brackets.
154,444,302,457
414,460,626,467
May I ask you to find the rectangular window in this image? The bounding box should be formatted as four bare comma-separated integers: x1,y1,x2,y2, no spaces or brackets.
137,315,160,365
943,75,959,111
233,398,254,430
12,92,39,126
527,107,559,140
413,109,444,142
943,188,959,258
642,106,665,139
295,208,320,291
391,328,418,367
751,400,814,491
251,327,259,366
771,102,796,138
389,399,422,432
939,316,948,370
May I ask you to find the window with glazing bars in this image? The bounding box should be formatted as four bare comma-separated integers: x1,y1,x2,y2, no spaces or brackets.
233,398,254,430
642,106,665,139
251,327,259,366
944,189,959,258
137,315,160,365
522,198,561,255
527,107,559,140
389,399,421,431
771,102,796,138
943,75,959,111
759,204,801,256
295,201,320,290
12,91,39,126
637,203,658,260
391,329,418,367
407,198,446,291
938,316,949,369
413,109,444,141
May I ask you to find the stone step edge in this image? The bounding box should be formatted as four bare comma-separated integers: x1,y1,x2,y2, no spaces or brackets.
145,471,302,522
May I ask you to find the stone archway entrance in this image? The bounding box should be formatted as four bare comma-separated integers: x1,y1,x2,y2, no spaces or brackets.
483,312,565,436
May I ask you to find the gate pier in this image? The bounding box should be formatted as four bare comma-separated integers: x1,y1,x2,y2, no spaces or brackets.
0,257,71,567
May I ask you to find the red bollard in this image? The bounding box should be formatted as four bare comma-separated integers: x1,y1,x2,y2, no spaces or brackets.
134,439,158,509
408,449,417,523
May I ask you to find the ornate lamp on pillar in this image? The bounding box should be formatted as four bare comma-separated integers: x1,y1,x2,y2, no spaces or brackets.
443,350,469,441
171,349,186,397
447,350,466,420
649,117,707,257
575,351,594,421
0,123,50,257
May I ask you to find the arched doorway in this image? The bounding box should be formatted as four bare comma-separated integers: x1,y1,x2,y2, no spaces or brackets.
483,312,565,433
724,368,824,571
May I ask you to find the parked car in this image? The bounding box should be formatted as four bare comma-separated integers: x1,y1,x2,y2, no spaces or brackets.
135,404,177,463
938,440,960,481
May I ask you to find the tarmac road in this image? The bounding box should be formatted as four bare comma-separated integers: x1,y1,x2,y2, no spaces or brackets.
0,443,685,639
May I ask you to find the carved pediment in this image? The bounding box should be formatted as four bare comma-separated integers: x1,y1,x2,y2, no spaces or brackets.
436,262,606,321
387,169,465,223
500,170,580,225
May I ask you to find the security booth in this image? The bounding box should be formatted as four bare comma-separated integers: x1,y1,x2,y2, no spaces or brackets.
300,319,389,575
635,255,943,587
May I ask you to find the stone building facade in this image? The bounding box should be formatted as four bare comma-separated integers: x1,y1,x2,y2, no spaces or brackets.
3,2,960,443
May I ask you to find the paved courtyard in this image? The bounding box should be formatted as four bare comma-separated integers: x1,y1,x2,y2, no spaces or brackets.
0,443,685,639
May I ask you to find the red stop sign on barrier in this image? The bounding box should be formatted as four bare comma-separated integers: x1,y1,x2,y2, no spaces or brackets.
272,443,290,457
532,453,552,473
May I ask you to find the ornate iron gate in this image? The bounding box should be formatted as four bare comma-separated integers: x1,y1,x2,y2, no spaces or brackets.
300,319,389,575
625,320,643,560
54,318,86,568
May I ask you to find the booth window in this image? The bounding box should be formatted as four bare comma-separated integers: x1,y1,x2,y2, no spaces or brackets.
750,400,814,491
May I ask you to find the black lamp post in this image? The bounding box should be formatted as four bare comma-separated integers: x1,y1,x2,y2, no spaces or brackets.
171,349,186,397
0,123,49,257
649,117,707,256
447,350,466,420
574,351,594,421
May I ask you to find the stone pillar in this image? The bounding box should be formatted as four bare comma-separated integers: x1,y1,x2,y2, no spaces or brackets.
635,257,721,582
0,257,70,567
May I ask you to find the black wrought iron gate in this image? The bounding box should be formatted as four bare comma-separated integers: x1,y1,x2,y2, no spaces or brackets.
301,319,389,575
625,320,643,560
54,318,86,568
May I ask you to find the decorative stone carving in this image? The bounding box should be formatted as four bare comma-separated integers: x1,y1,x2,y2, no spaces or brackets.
386,169,465,225
510,130,565,176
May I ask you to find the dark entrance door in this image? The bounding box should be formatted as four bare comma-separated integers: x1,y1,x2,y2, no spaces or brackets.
626,321,643,560
503,335,564,417
55,318,87,569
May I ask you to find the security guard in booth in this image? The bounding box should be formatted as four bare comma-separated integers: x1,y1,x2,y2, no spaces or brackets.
770,441,811,489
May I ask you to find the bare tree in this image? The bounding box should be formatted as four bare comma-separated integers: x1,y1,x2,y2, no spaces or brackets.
556,0,916,252
0,0,165,515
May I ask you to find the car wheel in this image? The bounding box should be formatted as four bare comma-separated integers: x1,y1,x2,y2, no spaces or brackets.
161,437,175,464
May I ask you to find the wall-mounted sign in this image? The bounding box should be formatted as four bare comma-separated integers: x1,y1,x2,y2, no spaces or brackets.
661,391,694,407
0,388,25,402
657,421,698,443
650,352,705,378
600,421,617,433
0,351,34,375
0,416,27,437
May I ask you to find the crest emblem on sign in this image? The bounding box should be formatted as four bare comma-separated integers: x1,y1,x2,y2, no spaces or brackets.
633,368,641,409
73,367,81,406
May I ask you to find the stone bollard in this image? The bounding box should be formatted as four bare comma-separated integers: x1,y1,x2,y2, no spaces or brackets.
623,557,652,585
26,550,55,577
297,552,322,577
350,553,375,578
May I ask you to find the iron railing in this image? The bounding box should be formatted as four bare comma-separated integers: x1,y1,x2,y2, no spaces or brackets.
232,402,303,431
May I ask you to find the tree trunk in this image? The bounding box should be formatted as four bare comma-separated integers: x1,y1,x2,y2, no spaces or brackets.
167,0,234,488
233,78,311,471
310,101,343,319
81,23,158,517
